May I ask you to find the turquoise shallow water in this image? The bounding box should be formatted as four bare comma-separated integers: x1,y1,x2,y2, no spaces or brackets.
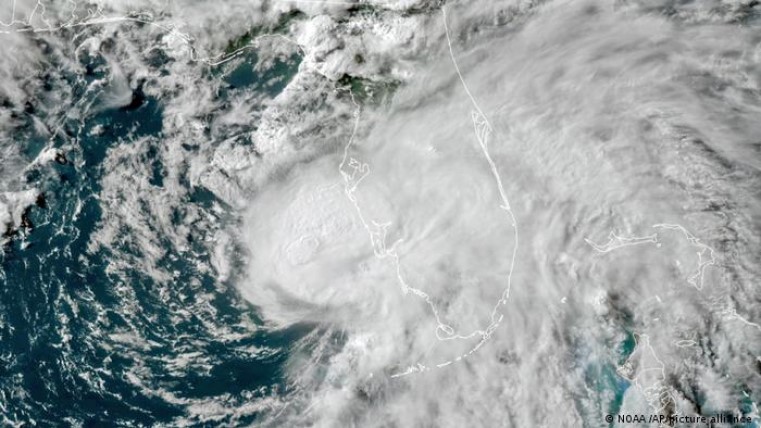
3,4,761,425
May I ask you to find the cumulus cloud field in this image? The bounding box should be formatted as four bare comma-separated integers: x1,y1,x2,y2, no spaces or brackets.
0,0,760,426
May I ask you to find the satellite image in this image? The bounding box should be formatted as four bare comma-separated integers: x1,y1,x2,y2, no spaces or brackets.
0,0,760,426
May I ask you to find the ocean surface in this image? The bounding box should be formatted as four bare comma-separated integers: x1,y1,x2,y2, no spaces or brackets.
1,1,760,426
0,48,309,425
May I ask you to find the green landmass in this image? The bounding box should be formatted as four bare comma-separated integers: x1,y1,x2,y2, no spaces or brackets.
337,74,400,106
224,10,306,55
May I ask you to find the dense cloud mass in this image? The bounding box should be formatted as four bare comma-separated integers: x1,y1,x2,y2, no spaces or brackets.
0,0,760,426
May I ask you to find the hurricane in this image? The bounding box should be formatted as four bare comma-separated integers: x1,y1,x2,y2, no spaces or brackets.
0,0,759,426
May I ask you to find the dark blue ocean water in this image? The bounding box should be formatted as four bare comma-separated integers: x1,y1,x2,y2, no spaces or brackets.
6,24,756,427
0,49,310,426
